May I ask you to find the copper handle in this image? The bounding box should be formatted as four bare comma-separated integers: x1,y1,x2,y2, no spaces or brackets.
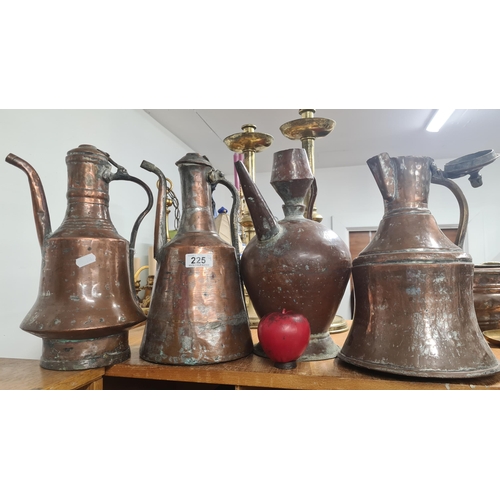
107,158,154,291
209,169,242,262
431,164,469,249
305,177,318,221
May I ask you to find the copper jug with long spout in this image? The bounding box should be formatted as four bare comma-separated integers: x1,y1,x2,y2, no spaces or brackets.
138,153,253,365
339,152,500,378
6,145,153,370
235,148,352,361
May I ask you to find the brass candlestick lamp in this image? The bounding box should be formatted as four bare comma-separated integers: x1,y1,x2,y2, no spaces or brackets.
224,124,274,327
134,265,152,314
280,109,335,223
157,176,180,241
280,109,348,333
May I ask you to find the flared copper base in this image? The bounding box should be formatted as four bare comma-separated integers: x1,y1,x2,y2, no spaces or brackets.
40,332,130,371
337,352,500,379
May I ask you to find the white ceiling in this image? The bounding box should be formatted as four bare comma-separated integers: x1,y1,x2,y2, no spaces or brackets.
144,109,500,178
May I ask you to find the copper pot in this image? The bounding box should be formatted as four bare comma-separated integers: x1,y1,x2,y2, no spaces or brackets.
235,148,352,361
473,262,500,332
6,145,152,370
339,152,499,378
138,153,253,365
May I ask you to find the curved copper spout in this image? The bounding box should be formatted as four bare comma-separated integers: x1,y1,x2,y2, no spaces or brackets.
234,160,279,242
140,160,167,259
367,152,396,202
6,153,52,247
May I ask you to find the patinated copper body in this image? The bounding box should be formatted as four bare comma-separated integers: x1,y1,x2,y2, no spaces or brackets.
6,145,151,370
235,148,352,361
339,152,500,378
139,153,253,365
473,263,500,332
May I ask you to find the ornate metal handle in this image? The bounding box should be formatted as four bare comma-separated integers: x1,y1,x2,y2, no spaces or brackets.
430,163,468,249
208,169,241,263
107,156,154,290
305,177,318,220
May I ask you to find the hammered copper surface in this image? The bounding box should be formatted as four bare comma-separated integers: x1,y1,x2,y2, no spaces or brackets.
41,332,130,370
6,145,150,370
235,148,352,361
139,153,253,365
339,152,500,378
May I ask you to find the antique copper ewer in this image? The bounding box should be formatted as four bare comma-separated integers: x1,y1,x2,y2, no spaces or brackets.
339,152,500,378
139,153,253,365
6,145,153,370
235,148,352,361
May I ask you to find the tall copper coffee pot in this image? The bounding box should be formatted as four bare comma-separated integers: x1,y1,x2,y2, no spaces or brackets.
139,153,253,365
235,148,352,361
6,145,153,370
339,152,500,378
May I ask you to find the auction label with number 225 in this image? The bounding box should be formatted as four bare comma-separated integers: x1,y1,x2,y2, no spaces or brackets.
185,253,213,268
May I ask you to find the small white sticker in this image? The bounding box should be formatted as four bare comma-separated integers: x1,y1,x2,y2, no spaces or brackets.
76,253,96,268
185,253,213,268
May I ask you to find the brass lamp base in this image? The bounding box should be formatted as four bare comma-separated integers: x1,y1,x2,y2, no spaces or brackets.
329,315,349,334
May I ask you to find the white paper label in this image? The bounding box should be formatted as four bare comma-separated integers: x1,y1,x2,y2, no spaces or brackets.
76,253,96,268
185,253,213,268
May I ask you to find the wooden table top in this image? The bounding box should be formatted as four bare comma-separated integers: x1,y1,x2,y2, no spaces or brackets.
0,358,105,390
3,321,500,390
104,323,500,390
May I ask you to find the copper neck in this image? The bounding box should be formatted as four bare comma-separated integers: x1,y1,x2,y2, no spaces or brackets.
177,164,216,233
63,158,113,223
283,203,306,218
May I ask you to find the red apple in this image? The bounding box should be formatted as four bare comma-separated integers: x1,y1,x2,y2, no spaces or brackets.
257,309,311,369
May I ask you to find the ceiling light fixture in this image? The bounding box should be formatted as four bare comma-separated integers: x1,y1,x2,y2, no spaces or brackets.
426,109,455,132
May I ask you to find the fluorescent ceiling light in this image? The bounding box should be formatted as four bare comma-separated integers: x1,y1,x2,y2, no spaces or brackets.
426,109,455,132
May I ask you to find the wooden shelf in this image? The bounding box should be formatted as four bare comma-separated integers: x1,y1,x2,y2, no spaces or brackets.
103,324,500,390
3,322,500,390
0,358,105,390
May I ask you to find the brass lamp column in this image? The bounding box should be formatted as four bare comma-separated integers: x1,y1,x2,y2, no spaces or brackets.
224,124,274,328
280,109,335,223
280,109,348,333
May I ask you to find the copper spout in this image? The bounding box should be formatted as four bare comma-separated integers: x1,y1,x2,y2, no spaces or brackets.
6,153,52,247
140,160,167,260
366,152,396,202
234,160,279,242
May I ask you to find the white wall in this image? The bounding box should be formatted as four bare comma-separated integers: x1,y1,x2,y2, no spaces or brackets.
234,153,500,320
3,111,500,359
0,110,191,359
